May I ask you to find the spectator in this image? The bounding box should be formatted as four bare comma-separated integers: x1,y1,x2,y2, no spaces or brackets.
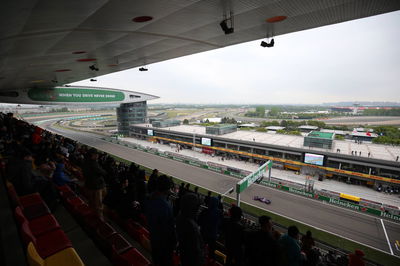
7,149,36,196
245,215,279,266
83,148,106,219
279,225,304,266
145,175,176,266
185,183,191,192
53,156,75,186
301,230,315,256
199,196,223,260
223,205,245,266
8,148,59,210
114,178,136,219
176,193,205,266
147,168,159,194
217,194,224,211
36,157,56,180
175,182,186,216
193,186,200,198
348,249,365,266
135,169,147,205
204,190,212,206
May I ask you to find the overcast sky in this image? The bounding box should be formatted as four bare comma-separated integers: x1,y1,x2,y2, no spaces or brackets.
72,11,400,105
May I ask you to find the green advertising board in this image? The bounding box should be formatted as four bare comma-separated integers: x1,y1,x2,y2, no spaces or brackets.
28,87,125,102
236,161,272,193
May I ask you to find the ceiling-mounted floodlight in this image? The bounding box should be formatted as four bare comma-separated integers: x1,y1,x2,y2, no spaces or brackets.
90,78,97,82
220,19,234,34
260,38,274,48
220,9,234,35
139,67,148,71
89,65,99,71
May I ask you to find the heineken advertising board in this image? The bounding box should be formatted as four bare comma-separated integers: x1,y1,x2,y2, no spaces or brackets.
28,88,125,102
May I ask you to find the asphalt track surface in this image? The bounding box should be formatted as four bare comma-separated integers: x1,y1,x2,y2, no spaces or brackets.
39,120,400,257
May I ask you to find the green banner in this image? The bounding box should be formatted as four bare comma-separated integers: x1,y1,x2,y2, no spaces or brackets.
28,88,125,102
237,161,269,193
189,161,202,167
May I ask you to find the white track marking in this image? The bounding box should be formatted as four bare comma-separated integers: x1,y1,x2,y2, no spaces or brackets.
380,219,394,255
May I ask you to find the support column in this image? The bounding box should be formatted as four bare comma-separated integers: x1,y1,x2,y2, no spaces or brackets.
236,192,240,207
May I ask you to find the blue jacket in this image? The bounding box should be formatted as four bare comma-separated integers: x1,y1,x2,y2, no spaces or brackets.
53,162,71,186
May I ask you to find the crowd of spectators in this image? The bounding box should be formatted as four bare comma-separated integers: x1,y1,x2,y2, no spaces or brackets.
0,112,367,266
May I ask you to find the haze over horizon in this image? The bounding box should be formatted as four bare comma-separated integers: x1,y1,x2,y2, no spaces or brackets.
71,11,400,105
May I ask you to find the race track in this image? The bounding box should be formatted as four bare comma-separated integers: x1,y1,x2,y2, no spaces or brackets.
41,121,400,257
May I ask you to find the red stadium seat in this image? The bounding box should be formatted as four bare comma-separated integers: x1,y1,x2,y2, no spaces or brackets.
56,185,72,193
15,207,60,236
6,181,43,207
22,202,51,220
57,185,76,200
83,213,102,232
96,220,117,241
19,193,44,207
65,196,84,212
74,203,95,218
124,220,142,242
112,247,151,266
108,234,133,255
6,181,50,220
20,221,72,258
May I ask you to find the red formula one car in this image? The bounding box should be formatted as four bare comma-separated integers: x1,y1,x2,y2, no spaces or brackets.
253,196,271,205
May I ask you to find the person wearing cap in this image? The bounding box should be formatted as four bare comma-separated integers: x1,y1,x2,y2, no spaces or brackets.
83,148,106,219
348,249,365,266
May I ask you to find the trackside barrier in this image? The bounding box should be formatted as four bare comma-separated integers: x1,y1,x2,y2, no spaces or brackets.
103,137,400,222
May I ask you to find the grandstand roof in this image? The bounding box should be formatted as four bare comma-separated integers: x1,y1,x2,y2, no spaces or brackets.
1,1,399,102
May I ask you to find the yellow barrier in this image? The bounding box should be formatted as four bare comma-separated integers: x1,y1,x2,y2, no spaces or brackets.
340,193,361,203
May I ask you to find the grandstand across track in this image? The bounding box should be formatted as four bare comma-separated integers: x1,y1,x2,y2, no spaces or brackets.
37,119,400,257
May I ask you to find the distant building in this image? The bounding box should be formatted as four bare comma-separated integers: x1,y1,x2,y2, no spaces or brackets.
149,117,163,123
117,101,147,135
354,127,373,133
152,119,181,128
351,130,378,142
304,131,334,149
238,123,258,128
266,126,285,131
298,125,318,132
206,124,237,135
320,129,347,136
